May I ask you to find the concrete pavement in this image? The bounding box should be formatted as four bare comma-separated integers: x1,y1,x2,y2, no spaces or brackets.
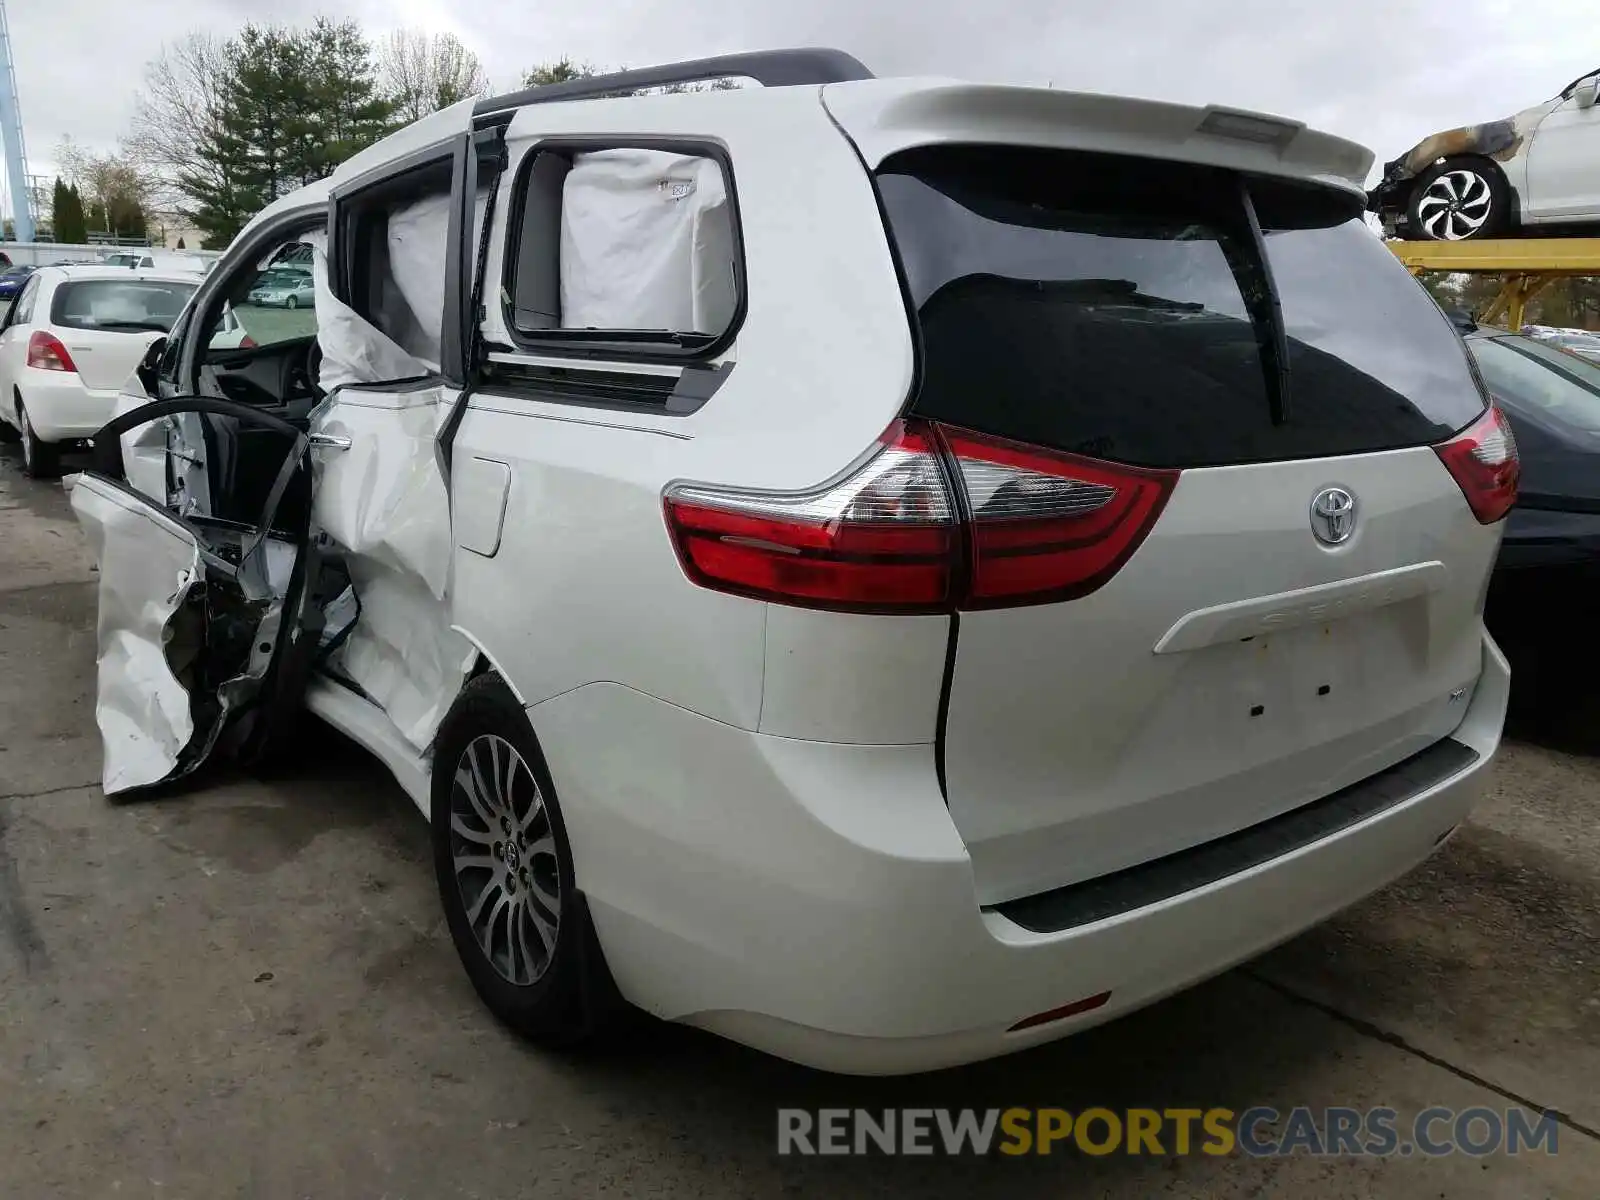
1,442,1596,1198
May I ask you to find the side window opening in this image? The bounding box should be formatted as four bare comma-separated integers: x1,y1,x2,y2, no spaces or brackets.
340,158,455,375
190,229,324,410
503,144,740,355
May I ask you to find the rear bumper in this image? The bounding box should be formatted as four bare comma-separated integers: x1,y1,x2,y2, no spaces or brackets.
17,368,120,442
533,630,1509,1075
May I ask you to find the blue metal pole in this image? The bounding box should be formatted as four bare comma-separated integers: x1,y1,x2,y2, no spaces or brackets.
0,1,34,243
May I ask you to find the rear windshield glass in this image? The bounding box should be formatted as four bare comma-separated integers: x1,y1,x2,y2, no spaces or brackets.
878,146,1487,469
1468,334,1600,435
51,279,197,333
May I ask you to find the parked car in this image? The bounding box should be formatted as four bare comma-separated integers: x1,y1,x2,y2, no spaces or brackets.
0,264,34,299
103,250,210,274
1370,66,1600,240
246,267,314,309
1464,326,1600,574
66,50,1514,1076
1523,326,1600,364
0,267,197,476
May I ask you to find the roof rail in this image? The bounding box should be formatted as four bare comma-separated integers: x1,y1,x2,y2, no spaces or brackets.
474,48,873,116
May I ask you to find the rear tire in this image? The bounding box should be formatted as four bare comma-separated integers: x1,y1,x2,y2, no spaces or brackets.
0,416,17,444
431,673,620,1044
285,295,298,311
17,398,59,479
1407,158,1510,241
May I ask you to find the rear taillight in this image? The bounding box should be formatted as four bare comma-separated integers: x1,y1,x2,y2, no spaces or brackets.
664,422,955,613
26,331,76,373
941,427,1178,608
1434,405,1519,524
662,420,1178,613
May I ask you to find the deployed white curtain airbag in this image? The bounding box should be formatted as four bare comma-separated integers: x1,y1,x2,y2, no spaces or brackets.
381,192,451,369
307,230,432,393
559,149,736,334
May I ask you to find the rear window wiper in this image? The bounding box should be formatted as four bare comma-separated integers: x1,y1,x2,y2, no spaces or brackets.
1236,182,1291,426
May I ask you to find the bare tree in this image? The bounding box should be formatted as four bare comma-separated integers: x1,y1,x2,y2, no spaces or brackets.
54,137,154,235
379,29,489,124
123,33,230,212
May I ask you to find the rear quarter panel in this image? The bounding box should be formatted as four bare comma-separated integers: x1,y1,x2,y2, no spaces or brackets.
450,87,920,732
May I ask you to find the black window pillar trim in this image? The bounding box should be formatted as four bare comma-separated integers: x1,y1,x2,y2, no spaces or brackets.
436,115,511,488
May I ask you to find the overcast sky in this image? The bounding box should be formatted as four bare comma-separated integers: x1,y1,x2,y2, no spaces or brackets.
9,0,1598,194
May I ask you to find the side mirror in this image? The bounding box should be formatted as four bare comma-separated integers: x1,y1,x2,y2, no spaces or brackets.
1575,76,1599,109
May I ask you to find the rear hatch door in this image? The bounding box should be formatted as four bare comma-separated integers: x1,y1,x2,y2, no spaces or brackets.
874,144,1504,905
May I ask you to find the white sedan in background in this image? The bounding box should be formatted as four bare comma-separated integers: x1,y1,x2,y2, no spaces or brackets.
0,267,198,477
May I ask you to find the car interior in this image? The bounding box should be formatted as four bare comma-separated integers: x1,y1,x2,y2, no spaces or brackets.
182,232,325,529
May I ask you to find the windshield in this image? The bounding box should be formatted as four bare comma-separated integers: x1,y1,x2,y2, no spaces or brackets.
51,279,198,333
878,145,1486,469
1468,334,1600,434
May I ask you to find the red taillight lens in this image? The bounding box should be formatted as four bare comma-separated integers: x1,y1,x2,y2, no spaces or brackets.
1434,405,1519,524
939,426,1179,608
664,420,1181,613
663,421,957,613
26,331,76,372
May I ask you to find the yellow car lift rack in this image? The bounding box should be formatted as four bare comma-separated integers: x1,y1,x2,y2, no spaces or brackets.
1387,238,1600,331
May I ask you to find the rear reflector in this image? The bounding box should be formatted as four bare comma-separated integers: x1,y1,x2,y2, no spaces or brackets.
26,330,76,373
1434,405,1519,524
1007,990,1112,1033
663,420,1178,614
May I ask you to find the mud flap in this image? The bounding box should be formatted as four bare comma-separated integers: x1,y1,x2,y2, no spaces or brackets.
70,398,319,795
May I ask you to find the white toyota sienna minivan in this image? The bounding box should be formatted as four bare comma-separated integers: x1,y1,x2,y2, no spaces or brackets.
67,49,1514,1075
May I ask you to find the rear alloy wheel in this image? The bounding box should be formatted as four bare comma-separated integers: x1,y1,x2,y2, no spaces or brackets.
17,399,58,479
1409,160,1508,241
284,295,298,311
431,673,614,1043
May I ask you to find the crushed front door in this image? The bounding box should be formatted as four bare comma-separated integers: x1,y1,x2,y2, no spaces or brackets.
70,398,334,794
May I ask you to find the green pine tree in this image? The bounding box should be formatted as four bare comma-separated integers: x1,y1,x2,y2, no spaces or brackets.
50,177,69,241
522,59,595,87
60,184,87,244
305,18,395,172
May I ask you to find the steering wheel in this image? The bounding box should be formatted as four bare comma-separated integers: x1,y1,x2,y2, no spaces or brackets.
301,335,324,399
